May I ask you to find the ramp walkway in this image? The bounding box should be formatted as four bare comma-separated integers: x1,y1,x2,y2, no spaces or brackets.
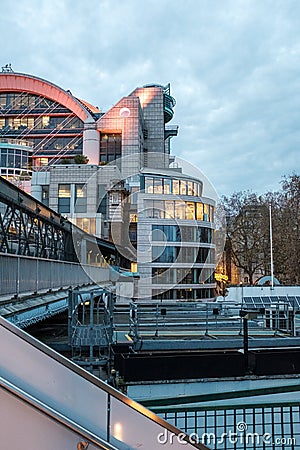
0,316,206,449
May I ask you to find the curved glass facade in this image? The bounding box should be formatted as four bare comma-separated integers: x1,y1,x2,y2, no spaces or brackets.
136,172,216,301
144,175,202,197
0,138,32,179
0,92,85,169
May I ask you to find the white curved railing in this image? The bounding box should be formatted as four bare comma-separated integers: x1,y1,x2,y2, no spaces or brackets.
0,317,207,449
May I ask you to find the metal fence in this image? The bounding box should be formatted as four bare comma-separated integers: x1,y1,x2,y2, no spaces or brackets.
0,252,110,296
160,404,300,449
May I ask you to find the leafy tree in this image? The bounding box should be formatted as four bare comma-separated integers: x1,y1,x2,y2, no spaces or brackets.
74,154,89,164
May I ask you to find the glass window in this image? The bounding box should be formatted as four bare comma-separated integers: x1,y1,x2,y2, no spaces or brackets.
192,182,197,196
0,94,6,108
42,116,50,128
198,227,212,243
145,177,153,193
186,202,195,220
75,184,87,213
163,178,172,194
174,201,185,219
130,186,139,204
144,200,154,218
0,152,7,167
165,200,174,218
153,246,174,263
181,226,195,241
15,155,21,168
204,204,209,221
153,200,164,218
210,205,214,222
188,181,193,196
153,178,163,194
99,133,122,164
40,158,48,166
196,202,204,220
58,184,71,198
58,184,70,213
130,213,138,223
75,184,85,198
173,179,179,195
152,225,164,241
180,180,186,195
7,154,14,167
42,186,49,207
196,248,210,263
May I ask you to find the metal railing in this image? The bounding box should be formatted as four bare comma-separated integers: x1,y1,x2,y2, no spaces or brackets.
159,404,300,449
0,252,110,297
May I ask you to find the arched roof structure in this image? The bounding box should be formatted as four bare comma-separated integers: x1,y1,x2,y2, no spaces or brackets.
0,72,95,122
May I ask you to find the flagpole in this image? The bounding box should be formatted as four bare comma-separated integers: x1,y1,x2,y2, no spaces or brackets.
269,204,274,289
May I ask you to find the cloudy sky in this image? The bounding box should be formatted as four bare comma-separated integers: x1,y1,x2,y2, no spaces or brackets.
1,0,299,196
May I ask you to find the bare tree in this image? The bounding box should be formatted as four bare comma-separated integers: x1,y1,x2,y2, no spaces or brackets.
222,192,270,285
221,174,300,286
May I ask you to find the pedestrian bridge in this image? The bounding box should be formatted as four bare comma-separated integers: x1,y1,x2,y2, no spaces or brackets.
0,251,112,327
0,176,128,325
0,316,205,449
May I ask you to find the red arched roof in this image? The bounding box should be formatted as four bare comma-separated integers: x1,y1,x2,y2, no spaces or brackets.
0,72,95,122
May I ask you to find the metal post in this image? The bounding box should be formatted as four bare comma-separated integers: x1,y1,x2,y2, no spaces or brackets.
243,317,249,373
36,258,39,293
16,256,20,297
106,393,111,442
155,304,159,337
67,289,73,344
269,205,274,289
89,292,94,373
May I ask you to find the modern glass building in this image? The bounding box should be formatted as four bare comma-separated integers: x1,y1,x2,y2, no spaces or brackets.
0,68,216,301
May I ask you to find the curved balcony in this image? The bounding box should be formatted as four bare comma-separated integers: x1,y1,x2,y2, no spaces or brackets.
163,92,176,123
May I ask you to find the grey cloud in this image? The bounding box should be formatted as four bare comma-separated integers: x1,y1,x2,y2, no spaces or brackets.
1,0,299,195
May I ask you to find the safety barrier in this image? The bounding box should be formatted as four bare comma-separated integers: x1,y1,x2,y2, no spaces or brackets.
0,317,206,449
0,252,110,297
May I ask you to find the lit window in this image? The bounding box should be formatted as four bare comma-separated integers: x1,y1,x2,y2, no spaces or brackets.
42,116,50,128
75,184,87,213
40,158,48,166
186,202,195,220
153,178,163,194
130,213,138,222
173,179,179,195
196,203,204,220
204,204,209,221
188,181,194,196
131,262,138,273
145,177,153,193
180,180,187,195
58,184,71,198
